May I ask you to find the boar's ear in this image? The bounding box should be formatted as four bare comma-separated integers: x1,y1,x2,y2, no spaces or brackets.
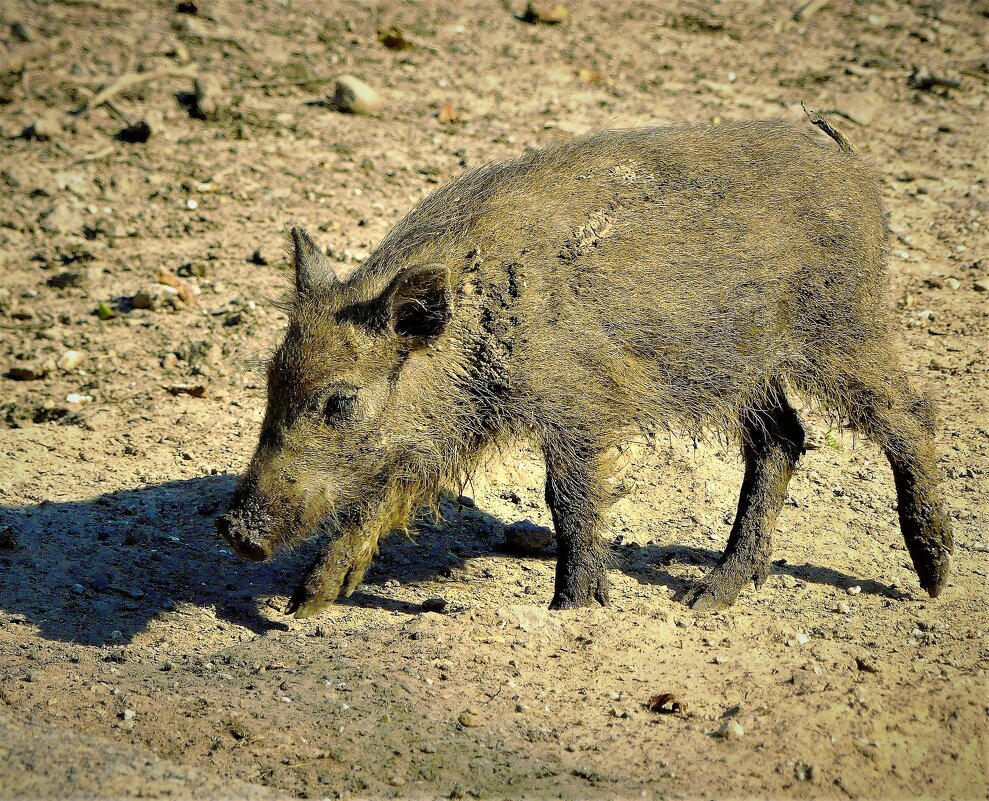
383,263,452,344
291,227,337,296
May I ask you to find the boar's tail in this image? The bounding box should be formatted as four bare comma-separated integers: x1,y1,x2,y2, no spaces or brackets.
801,103,856,154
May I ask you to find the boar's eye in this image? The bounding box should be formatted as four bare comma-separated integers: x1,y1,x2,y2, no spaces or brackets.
323,392,357,423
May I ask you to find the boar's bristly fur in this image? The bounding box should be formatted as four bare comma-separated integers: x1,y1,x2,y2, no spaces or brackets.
218,120,952,618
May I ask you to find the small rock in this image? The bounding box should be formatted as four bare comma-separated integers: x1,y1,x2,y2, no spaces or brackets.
421,597,448,613
522,1,568,24
794,762,815,782
11,20,35,42
6,360,55,381
178,262,208,278
227,716,252,740
944,277,961,290
193,74,224,120
167,383,207,398
331,75,384,115
780,574,798,589
39,203,83,235
54,171,88,196
907,66,961,92
458,709,482,727
855,655,879,674
503,520,554,554
116,120,153,144
22,114,63,141
132,284,181,311
716,719,744,740
57,350,85,371
376,26,412,50
121,709,136,721
974,279,989,293
846,585,862,595
437,102,458,124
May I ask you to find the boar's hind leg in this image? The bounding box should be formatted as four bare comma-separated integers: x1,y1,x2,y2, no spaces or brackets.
687,387,805,611
544,439,611,610
847,375,952,597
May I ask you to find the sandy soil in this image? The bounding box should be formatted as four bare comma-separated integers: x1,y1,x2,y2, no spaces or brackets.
0,0,987,799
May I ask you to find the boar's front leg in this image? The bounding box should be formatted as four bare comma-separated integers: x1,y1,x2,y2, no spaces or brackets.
286,524,381,619
544,436,611,610
686,388,805,611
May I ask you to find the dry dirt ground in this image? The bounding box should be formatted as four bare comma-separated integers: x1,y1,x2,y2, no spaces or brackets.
0,0,987,799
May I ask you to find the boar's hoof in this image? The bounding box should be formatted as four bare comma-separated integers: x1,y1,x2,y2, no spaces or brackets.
285,582,336,619
549,578,610,610
914,552,951,598
685,586,732,612
289,598,333,619
919,552,951,598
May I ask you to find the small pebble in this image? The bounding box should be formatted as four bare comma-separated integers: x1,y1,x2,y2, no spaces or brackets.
523,1,568,23
332,75,384,115
421,597,448,613
132,284,181,311
716,719,744,740
116,121,153,144
22,114,62,141
57,350,85,371
503,520,554,555
847,585,862,595
855,656,880,674
458,709,482,727
122,709,136,720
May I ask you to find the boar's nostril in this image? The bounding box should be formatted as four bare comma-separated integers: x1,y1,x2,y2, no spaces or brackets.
216,514,271,562
234,540,270,562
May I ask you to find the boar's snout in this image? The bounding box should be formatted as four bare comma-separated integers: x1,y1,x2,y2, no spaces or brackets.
216,500,273,563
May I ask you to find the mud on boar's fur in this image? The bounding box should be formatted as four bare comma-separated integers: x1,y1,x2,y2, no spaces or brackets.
218,119,952,618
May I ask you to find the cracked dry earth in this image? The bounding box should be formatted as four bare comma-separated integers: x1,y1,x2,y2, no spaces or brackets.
0,0,986,799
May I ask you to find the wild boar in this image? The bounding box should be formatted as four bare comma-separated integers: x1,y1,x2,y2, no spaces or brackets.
217,119,952,618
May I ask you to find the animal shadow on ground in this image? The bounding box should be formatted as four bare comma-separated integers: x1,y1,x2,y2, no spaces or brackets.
0,475,904,646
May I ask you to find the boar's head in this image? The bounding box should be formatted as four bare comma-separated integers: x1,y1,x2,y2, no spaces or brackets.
217,228,455,591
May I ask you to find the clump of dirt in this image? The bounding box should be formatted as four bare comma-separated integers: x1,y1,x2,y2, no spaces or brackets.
0,1,985,799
